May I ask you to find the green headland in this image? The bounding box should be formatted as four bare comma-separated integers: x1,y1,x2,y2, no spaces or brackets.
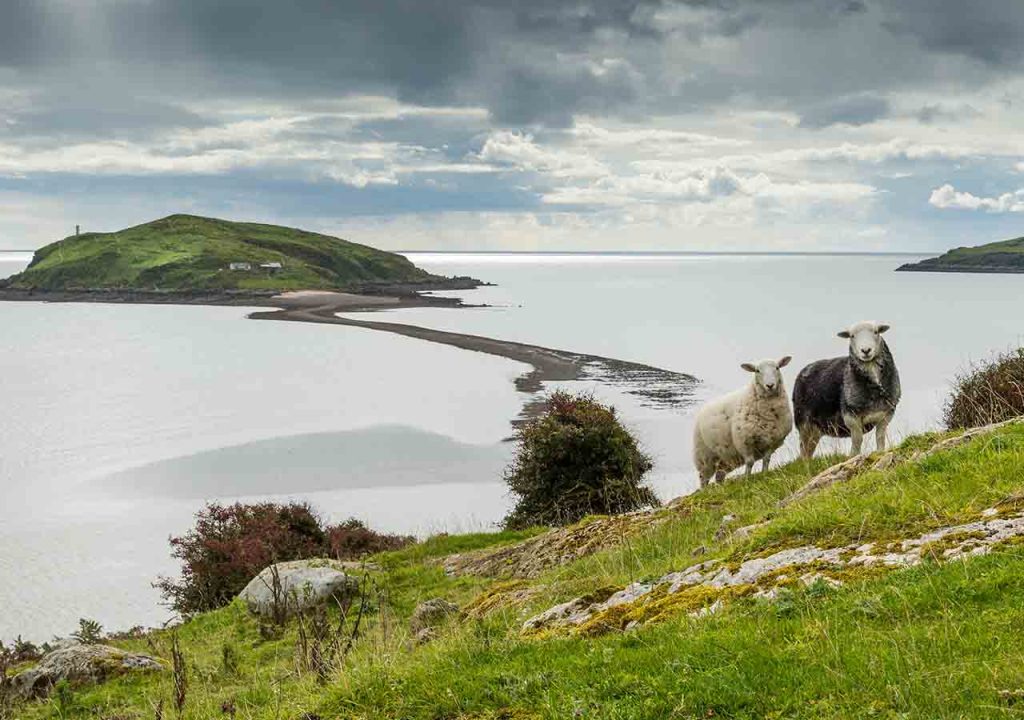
897,234,1024,273
1,214,451,292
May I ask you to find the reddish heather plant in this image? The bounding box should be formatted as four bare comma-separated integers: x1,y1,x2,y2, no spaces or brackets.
156,502,413,615
326,519,413,560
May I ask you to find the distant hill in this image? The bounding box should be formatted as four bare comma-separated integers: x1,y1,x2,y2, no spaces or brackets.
897,235,1024,274
2,214,444,291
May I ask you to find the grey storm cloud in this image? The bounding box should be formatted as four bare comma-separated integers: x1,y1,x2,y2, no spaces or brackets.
881,0,1024,66
2,0,1024,129
0,0,42,65
5,93,208,141
799,94,891,129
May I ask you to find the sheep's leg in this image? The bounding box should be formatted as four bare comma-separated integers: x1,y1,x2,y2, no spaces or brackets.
761,454,772,474
714,470,727,484
799,425,822,459
846,415,865,456
744,460,754,478
875,416,891,453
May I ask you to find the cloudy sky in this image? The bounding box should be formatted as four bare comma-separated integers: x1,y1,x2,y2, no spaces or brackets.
2,0,1024,251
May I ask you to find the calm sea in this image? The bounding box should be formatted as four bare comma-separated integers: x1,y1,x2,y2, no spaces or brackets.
2,251,1022,641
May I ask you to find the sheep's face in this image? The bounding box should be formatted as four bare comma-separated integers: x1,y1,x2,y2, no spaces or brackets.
741,356,791,396
839,321,890,363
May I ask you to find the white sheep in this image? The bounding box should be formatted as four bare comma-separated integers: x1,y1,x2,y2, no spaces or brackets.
693,356,794,487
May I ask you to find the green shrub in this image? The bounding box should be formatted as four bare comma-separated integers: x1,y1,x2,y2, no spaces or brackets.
945,348,1024,429
502,391,658,529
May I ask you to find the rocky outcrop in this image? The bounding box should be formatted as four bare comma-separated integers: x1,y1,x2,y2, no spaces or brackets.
409,598,460,643
443,509,672,579
782,417,1024,507
13,644,164,699
238,559,359,619
523,508,1024,636
446,422,1024,583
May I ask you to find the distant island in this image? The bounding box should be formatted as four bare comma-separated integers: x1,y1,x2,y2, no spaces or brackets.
897,234,1024,274
0,214,477,294
0,212,697,427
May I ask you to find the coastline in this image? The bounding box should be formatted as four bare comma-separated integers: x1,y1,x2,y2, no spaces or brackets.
0,285,700,420
895,263,1024,274
252,291,699,419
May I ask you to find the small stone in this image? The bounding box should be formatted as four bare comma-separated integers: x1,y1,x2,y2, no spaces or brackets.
732,521,769,540
410,598,460,635
13,644,164,699
999,688,1024,705
413,627,437,645
872,453,896,471
800,573,842,589
690,599,723,618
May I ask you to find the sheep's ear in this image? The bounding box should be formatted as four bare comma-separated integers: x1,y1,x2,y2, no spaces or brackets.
837,330,851,339
877,323,890,334
778,355,792,368
740,363,756,373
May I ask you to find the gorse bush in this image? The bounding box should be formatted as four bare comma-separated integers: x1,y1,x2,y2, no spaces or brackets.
156,502,413,615
502,391,658,529
945,348,1024,429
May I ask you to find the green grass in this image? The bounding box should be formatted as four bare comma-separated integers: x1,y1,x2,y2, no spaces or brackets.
903,234,1024,271
4,214,439,291
325,550,1024,719
11,424,1024,719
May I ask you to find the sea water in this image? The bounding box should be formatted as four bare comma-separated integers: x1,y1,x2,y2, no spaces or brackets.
2,252,1022,640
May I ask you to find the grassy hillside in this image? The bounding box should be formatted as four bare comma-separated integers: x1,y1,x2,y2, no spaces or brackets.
3,215,439,291
897,234,1024,273
10,421,1024,719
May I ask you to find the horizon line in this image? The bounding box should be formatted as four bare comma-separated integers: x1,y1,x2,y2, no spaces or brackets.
1,248,936,257
393,249,935,257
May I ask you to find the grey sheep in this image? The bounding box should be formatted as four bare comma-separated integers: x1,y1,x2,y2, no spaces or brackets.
792,320,901,458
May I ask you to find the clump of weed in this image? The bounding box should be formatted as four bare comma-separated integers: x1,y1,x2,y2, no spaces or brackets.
71,617,104,644
945,348,1024,429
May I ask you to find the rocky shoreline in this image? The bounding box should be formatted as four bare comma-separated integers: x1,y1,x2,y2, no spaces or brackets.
0,275,485,306
895,263,1024,274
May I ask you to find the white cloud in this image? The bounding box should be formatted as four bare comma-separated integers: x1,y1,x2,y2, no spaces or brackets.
568,122,748,149
539,161,875,209
929,183,1024,213
476,131,607,178
0,107,501,186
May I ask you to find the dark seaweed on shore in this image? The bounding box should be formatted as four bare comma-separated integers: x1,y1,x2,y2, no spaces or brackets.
580,358,699,410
